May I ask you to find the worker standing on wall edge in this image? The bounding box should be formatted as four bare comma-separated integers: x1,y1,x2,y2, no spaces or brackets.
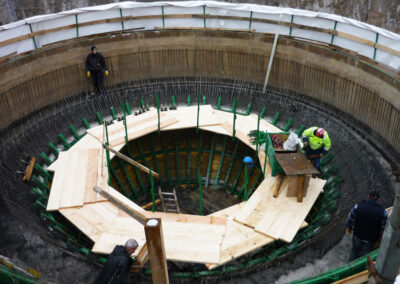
86,45,108,95
346,191,388,262
301,126,331,171
94,239,138,284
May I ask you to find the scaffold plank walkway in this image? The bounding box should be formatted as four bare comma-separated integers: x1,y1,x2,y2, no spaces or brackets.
45,105,325,265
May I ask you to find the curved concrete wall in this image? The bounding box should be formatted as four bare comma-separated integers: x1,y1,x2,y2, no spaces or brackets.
0,30,399,159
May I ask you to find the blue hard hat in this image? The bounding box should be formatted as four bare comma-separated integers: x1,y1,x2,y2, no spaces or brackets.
243,156,253,166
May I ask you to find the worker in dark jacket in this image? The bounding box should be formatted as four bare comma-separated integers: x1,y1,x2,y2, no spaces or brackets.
86,45,108,94
94,239,138,284
346,191,388,262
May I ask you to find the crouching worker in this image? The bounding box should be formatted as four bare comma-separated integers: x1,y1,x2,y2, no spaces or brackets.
94,239,138,284
301,127,331,171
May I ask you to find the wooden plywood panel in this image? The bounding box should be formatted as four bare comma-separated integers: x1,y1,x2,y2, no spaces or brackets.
254,178,325,242
163,105,221,130
60,202,118,242
46,152,68,211
84,148,100,203
59,149,89,208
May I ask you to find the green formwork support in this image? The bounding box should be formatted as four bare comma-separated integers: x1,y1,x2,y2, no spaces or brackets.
247,172,263,196
96,112,103,124
265,132,288,176
161,134,172,185
217,96,222,109
174,133,181,185
110,163,133,198
187,95,191,106
118,160,137,199
137,141,149,167
296,125,305,137
215,136,227,185
69,125,80,140
197,132,204,176
48,142,59,156
34,163,52,182
321,164,339,179
205,135,215,187
0,264,39,284
171,96,176,109
231,163,245,195
245,102,252,115
202,95,206,105
140,99,146,110
224,140,239,189
58,133,71,150
82,118,91,129
110,107,117,120
283,118,294,131
30,187,47,201
39,152,52,166
272,112,280,125
324,176,343,191
320,152,334,166
186,133,191,186
149,135,161,175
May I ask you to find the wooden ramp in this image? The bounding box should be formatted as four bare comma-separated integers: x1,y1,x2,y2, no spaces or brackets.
234,175,325,242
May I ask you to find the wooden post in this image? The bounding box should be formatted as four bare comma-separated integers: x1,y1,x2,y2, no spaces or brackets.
145,218,169,284
273,174,284,198
297,175,305,202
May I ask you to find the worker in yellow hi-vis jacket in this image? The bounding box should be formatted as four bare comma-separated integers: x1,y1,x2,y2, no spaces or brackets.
301,127,331,171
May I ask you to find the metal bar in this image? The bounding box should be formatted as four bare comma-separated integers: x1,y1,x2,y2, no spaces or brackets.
110,107,117,120
231,163,245,194
137,141,149,167
283,118,294,131
215,136,227,185
110,164,131,197
123,108,129,145
248,172,263,196
28,24,38,49
161,134,171,185
217,96,222,109
187,94,191,106
161,6,165,28
243,166,249,201
96,112,103,124
330,21,337,45
373,33,379,60
272,111,280,125
82,118,91,129
69,125,80,140
248,11,253,31
48,142,59,156
289,15,294,36
224,140,239,189
75,14,79,38
119,160,138,198
105,123,112,184
149,135,161,177
203,6,206,28
263,13,283,93
174,133,181,185
198,174,203,215
197,132,203,176
205,134,215,187
119,8,125,31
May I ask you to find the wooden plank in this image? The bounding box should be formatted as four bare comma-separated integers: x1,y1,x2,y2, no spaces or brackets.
46,152,68,211
234,176,279,227
297,175,305,202
94,185,148,225
59,149,89,208
332,269,369,284
144,212,226,226
23,157,36,181
163,105,221,130
273,174,284,197
254,178,325,242
84,149,100,203
59,202,118,242
144,219,169,284
141,199,161,210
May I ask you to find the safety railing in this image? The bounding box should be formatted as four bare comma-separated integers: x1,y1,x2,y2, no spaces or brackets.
0,1,399,70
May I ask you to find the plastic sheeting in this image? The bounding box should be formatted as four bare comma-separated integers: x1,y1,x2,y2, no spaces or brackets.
0,1,399,70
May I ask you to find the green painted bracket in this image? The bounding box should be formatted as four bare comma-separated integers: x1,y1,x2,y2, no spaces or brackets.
156,94,161,135
321,152,334,166
31,175,50,192
69,125,80,140
58,133,71,150
260,106,267,118
82,118,90,129
48,142,59,156
217,96,222,109
283,118,293,131
96,112,103,124
272,112,280,125
245,102,252,115
34,163,52,182
296,125,305,137
141,99,146,110
110,107,117,120
171,96,176,109
202,95,206,105
39,152,52,166
125,102,131,115
187,95,191,106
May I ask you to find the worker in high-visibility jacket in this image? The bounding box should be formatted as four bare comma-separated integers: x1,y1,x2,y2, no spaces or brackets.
301,127,331,171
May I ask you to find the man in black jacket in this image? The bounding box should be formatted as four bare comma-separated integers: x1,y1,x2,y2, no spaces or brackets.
346,191,388,262
86,45,108,94
94,239,138,284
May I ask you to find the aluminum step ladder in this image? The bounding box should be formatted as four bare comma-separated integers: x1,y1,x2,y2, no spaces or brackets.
159,187,180,214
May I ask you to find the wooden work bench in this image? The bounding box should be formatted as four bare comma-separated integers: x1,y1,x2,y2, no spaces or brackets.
274,152,320,202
